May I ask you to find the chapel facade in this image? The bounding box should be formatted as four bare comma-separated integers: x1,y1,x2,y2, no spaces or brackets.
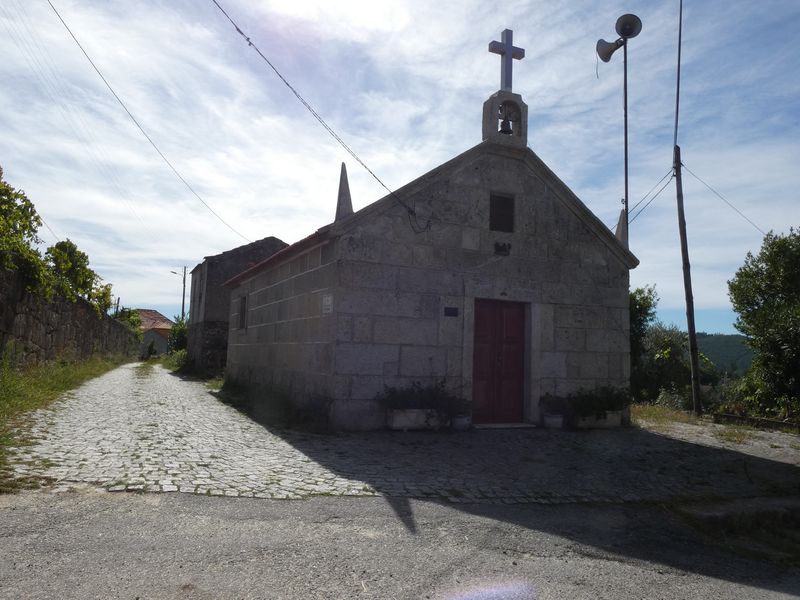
223,30,638,429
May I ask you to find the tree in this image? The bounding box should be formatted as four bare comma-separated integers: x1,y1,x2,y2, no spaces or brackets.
89,281,113,315
168,314,188,352
629,286,658,400
0,166,49,292
634,323,720,407
1,166,115,315
116,307,143,342
45,239,96,300
728,229,800,419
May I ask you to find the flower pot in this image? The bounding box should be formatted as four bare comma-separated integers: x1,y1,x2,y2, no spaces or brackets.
543,413,564,429
451,415,471,431
387,409,446,431
576,410,622,429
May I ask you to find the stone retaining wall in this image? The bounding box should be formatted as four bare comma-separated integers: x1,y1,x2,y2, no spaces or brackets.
0,268,137,366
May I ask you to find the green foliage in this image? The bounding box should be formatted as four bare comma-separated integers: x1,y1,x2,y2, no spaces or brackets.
569,386,631,418
89,282,113,315
0,166,40,244
115,307,143,342
633,322,720,408
45,239,95,300
695,333,754,376
168,314,188,352
0,166,50,293
541,387,630,419
376,380,468,417
162,348,187,371
0,166,113,314
728,228,800,420
629,286,659,399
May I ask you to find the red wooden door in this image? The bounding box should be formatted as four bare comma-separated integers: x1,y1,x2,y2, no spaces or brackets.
472,299,525,424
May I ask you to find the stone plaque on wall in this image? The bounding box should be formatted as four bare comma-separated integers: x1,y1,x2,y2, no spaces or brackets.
322,294,333,315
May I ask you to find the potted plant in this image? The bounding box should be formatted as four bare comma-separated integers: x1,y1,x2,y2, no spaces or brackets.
378,381,465,431
447,395,472,431
567,386,630,429
540,394,567,429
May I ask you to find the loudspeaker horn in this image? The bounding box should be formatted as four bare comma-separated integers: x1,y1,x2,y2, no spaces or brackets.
596,39,621,63
615,13,642,39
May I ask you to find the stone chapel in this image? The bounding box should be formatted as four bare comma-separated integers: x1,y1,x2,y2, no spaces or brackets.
223,30,638,430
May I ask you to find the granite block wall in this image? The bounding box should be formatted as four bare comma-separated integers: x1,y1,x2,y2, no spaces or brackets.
0,268,137,366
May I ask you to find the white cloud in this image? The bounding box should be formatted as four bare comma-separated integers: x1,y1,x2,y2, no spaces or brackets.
1,0,798,331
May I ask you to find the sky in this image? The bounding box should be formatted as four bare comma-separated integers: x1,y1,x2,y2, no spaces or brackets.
1,0,798,334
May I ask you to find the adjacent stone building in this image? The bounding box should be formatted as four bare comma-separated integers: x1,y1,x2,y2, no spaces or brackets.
224,33,638,429
187,236,287,374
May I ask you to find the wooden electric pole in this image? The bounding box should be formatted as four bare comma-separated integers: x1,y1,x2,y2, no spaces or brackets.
180,266,186,321
673,145,702,415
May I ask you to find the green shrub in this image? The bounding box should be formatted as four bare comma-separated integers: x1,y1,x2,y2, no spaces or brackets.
568,386,631,418
540,387,631,425
162,349,187,371
168,315,188,352
718,370,800,423
376,380,468,417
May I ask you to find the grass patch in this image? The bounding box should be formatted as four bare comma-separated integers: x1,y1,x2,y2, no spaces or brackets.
0,352,131,493
134,360,155,377
712,426,757,445
631,403,700,428
205,376,224,391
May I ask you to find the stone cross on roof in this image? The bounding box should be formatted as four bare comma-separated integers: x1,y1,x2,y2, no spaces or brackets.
488,29,525,92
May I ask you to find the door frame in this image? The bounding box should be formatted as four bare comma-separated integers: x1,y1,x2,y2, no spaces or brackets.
468,297,531,424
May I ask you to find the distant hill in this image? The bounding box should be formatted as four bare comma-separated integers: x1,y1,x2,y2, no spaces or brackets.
696,333,754,375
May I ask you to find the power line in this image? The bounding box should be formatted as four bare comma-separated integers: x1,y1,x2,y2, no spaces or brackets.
39,214,60,243
681,162,766,235
210,0,430,233
606,168,673,229
630,168,674,213
46,0,251,244
629,175,673,224
3,0,155,244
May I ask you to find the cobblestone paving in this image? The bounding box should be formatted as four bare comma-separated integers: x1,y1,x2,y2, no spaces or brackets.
9,363,800,504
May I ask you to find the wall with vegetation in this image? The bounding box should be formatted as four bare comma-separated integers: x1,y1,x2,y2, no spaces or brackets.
0,268,137,366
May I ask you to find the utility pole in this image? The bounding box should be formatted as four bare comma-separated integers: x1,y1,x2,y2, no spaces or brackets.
674,145,702,415
180,265,186,321
171,267,187,321
671,0,701,415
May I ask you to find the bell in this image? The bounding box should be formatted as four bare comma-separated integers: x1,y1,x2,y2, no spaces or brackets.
499,118,513,135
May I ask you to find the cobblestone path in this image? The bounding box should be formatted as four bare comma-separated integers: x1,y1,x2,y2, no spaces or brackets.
9,363,800,504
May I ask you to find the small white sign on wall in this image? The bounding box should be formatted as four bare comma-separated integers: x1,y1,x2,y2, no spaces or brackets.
322,294,333,315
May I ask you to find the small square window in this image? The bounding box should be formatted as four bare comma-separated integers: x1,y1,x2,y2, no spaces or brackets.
238,295,248,329
490,195,514,232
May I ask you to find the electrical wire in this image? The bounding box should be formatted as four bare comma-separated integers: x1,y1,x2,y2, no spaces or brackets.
629,175,673,224
46,0,251,244
39,215,61,242
605,168,673,229
630,168,674,214
210,0,431,233
3,0,154,244
681,162,766,235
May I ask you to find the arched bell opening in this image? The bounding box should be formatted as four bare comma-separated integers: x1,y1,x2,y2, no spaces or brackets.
497,100,521,137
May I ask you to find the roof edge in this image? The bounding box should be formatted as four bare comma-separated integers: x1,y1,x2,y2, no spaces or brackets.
223,230,330,288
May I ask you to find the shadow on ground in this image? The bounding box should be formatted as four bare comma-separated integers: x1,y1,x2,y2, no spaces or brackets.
201,376,800,594
292,427,800,592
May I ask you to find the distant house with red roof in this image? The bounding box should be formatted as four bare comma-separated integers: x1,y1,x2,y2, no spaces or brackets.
136,309,174,358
